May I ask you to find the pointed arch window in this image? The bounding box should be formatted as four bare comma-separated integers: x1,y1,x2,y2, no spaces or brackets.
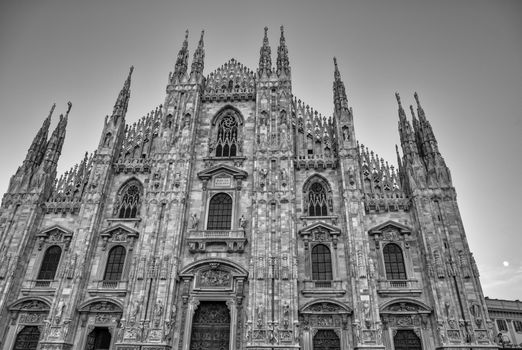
207,193,233,230
308,182,328,216
37,245,62,281
383,243,407,280
103,245,126,281
311,244,333,280
115,180,142,219
215,112,239,157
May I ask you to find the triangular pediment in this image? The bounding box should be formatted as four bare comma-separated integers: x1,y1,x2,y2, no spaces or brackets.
197,164,248,180
368,220,411,236
100,223,139,237
38,225,73,237
299,221,341,236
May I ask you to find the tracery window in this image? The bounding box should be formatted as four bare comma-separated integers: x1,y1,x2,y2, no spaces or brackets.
207,193,233,230
311,244,333,280
383,243,407,280
103,246,126,281
215,112,239,157
13,326,40,350
308,182,328,216
115,180,142,219
37,245,62,281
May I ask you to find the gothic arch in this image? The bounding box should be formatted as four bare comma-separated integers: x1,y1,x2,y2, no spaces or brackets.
113,178,143,218
211,105,245,126
303,174,333,216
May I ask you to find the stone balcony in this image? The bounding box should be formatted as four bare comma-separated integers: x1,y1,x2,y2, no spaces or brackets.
21,279,58,296
87,280,128,297
377,279,422,296
187,229,247,253
294,155,337,170
301,280,346,297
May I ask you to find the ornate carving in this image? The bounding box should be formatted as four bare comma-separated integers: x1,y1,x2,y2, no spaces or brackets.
198,269,231,288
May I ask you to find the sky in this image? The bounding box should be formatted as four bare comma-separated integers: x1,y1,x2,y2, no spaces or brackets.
0,0,521,300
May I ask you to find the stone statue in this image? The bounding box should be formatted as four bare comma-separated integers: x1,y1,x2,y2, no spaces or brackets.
191,213,199,229
239,215,247,229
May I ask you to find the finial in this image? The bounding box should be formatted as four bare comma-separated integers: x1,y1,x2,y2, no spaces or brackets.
66,101,72,115
395,92,402,107
48,103,56,118
199,30,205,43
414,92,420,106
333,57,341,81
409,105,416,118
185,29,189,40
280,25,284,34
264,26,268,35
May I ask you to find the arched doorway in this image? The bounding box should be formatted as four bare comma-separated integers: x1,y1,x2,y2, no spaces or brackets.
313,329,341,350
394,330,422,350
13,326,40,350
190,301,230,350
85,327,111,350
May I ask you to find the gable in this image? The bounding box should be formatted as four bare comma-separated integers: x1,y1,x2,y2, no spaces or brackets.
204,58,256,101
197,164,248,181
368,220,412,236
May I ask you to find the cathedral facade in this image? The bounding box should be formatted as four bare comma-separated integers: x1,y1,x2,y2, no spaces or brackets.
0,27,498,350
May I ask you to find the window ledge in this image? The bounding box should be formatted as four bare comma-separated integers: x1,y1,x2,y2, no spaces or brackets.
21,280,57,296
301,280,346,297
107,218,142,222
187,229,247,253
377,279,422,296
87,280,128,297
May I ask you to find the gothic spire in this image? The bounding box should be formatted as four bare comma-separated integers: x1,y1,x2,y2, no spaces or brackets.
173,30,189,82
396,92,419,159
413,92,439,155
43,102,71,169
333,57,348,112
112,66,133,119
190,30,205,77
258,27,272,77
25,103,55,167
276,25,290,77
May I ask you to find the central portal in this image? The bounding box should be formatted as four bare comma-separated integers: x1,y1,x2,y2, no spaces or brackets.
190,301,230,350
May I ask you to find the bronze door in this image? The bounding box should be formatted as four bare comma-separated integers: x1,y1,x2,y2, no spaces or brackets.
313,329,341,350
394,330,422,350
13,326,40,350
190,301,230,350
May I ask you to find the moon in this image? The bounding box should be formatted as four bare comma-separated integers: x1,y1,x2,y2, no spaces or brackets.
503,261,509,267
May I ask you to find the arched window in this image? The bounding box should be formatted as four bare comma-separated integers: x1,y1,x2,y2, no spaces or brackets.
116,180,142,219
215,112,239,157
308,182,328,216
103,246,126,281
37,245,62,280
207,193,233,230
311,244,333,280
13,326,40,350
383,243,407,280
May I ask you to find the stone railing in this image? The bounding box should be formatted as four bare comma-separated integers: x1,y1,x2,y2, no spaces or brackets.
187,229,247,253
301,280,346,296
377,279,422,295
294,155,337,170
